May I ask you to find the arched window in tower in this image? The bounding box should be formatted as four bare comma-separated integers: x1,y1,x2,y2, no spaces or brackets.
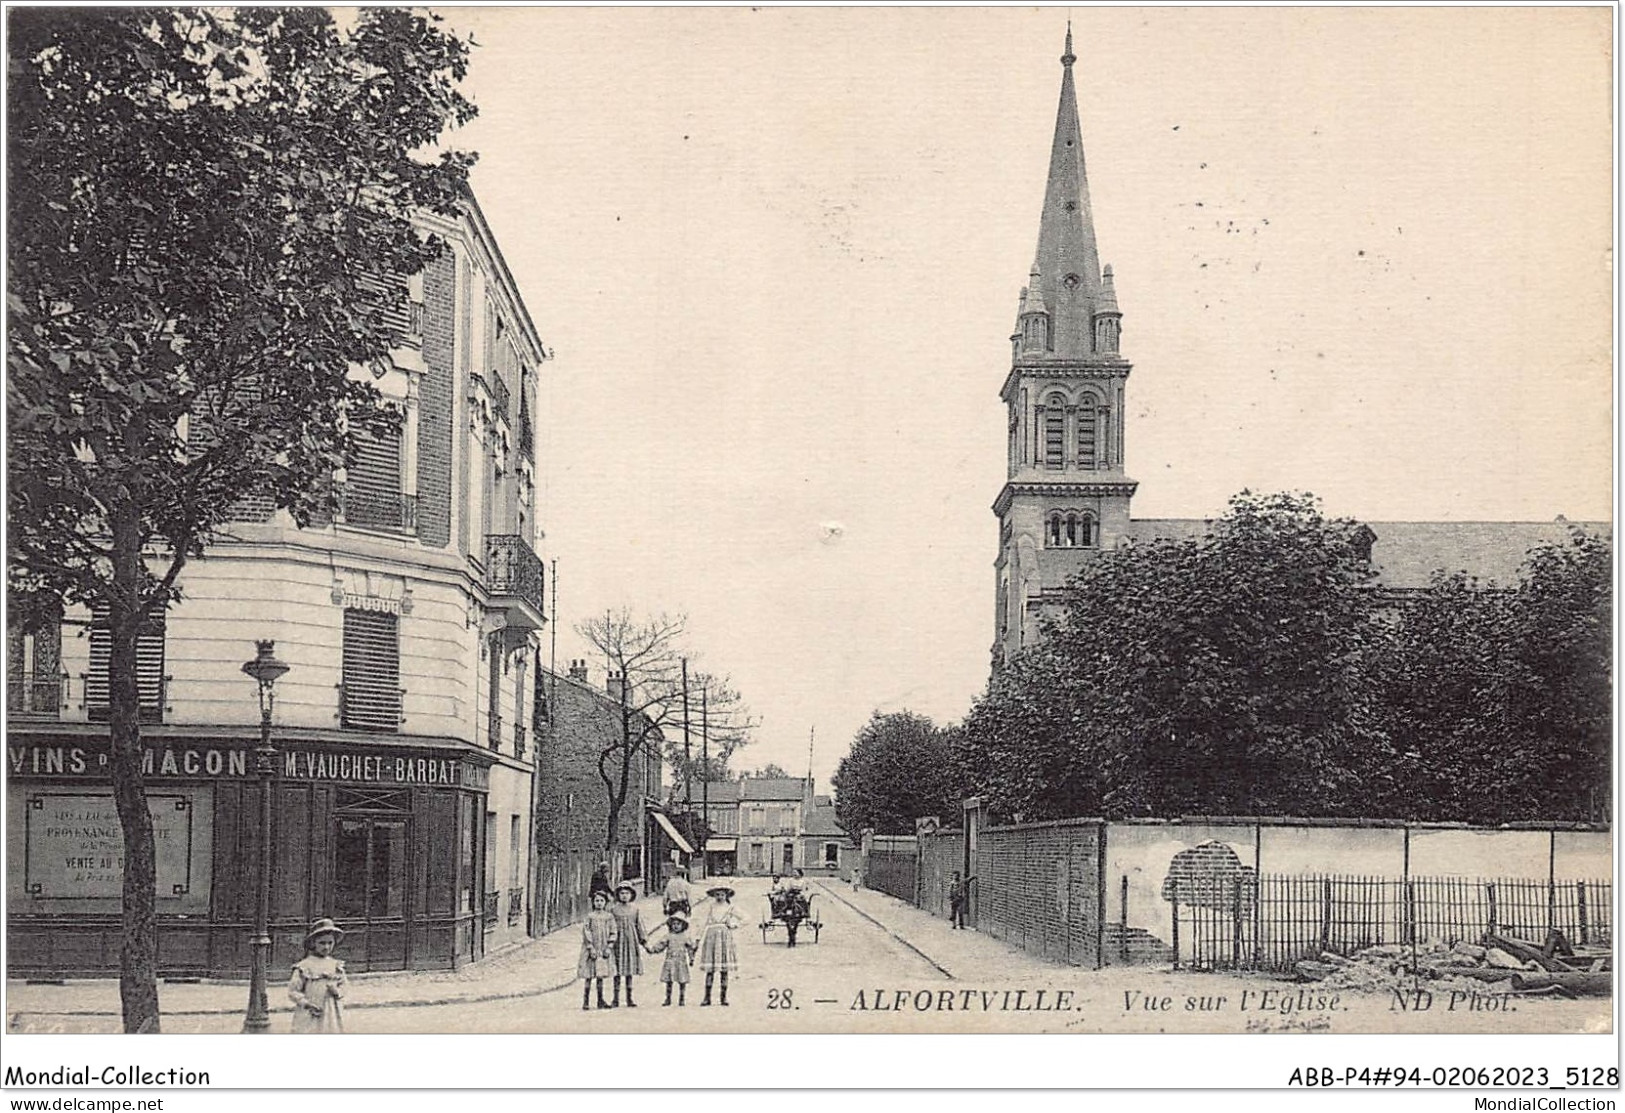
1023,315,1048,351
1047,514,1062,547
1043,393,1066,468
1065,514,1078,546
1076,395,1098,469
1080,513,1096,547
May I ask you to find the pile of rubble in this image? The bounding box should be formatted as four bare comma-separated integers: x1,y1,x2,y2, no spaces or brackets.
1294,933,1612,997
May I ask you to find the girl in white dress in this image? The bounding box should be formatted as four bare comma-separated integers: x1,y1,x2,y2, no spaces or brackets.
288,919,347,1033
697,886,742,1006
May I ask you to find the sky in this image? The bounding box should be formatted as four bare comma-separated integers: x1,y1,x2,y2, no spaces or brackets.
436,6,1614,789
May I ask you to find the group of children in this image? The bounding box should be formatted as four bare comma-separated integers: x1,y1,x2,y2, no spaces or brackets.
579,880,743,1008
278,870,754,1032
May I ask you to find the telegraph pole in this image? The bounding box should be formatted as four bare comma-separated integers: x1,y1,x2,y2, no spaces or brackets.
700,684,709,861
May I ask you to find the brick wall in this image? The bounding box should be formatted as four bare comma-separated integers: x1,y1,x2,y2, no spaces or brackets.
865,835,918,904
974,819,1103,969
416,251,455,549
916,829,965,920
533,671,654,873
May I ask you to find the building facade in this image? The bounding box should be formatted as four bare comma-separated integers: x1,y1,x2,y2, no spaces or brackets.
798,794,851,877
992,32,1608,667
7,193,549,977
530,659,663,934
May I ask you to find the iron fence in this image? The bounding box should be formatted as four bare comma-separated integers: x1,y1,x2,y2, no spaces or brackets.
1174,872,1613,972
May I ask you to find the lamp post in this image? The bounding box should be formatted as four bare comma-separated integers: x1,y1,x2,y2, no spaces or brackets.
241,640,289,1034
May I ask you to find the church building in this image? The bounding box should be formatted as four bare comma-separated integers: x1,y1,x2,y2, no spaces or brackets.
992,29,1605,666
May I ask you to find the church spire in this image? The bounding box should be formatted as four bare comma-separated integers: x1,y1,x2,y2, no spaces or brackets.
1028,24,1104,360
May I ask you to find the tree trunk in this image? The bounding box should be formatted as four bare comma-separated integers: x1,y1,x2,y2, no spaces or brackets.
108,517,160,1033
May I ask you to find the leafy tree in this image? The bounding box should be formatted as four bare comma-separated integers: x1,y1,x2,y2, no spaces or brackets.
1502,530,1612,821
578,610,755,851
961,492,1393,819
833,711,962,835
1383,529,1612,823
1372,573,1512,822
7,7,474,1032
741,763,794,780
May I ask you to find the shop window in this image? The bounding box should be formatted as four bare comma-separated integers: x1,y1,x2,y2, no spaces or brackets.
332,815,407,920
84,608,166,723
824,842,839,865
341,609,401,732
483,811,498,929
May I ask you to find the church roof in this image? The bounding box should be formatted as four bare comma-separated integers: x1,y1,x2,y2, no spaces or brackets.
1026,25,1106,359
1120,517,1611,589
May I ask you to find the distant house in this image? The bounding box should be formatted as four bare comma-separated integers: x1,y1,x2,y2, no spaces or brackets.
799,795,852,876
737,777,811,876
670,778,741,877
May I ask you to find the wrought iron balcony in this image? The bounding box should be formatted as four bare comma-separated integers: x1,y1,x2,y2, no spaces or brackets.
338,486,417,533
514,722,529,759
484,891,501,928
507,887,524,925
9,672,66,720
487,708,502,751
490,371,511,420
484,535,546,632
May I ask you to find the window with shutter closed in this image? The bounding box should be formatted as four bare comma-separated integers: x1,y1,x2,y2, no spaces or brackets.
341,610,401,732
85,609,166,723
343,427,407,530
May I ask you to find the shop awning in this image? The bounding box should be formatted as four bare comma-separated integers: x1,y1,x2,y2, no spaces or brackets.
704,837,737,853
653,811,694,855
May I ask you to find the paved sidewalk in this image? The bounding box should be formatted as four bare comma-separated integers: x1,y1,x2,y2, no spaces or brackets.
5,892,667,1023
814,879,1072,981
7,882,1072,1029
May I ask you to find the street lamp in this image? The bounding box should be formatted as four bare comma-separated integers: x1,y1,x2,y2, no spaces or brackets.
241,639,289,1034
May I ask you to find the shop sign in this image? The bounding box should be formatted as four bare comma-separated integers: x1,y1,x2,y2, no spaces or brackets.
8,742,488,790
23,791,195,899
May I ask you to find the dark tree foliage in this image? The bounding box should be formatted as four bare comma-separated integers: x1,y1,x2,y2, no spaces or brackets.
1382,530,1611,823
833,711,963,835
7,8,475,1032
981,492,1390,819
960,492,1611,827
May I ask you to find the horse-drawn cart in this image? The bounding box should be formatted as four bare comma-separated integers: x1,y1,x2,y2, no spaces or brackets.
761,886,821,946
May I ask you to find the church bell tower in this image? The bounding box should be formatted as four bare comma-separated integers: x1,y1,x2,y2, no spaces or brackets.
993,27,1137,667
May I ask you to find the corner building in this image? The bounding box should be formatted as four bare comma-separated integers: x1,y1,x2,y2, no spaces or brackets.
7,193,550,976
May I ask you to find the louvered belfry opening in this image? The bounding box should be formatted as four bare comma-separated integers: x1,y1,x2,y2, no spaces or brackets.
341,609,402,732
85,609,167,723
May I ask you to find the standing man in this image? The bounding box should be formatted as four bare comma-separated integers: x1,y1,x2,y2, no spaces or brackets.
948,871,976,929
664,863,692,917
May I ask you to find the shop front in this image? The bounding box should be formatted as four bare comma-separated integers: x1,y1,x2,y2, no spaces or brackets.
6,732,496,978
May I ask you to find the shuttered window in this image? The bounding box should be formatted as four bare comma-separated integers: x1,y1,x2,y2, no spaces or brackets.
85,609,166,723
341,609,401,732
342,426,407,530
